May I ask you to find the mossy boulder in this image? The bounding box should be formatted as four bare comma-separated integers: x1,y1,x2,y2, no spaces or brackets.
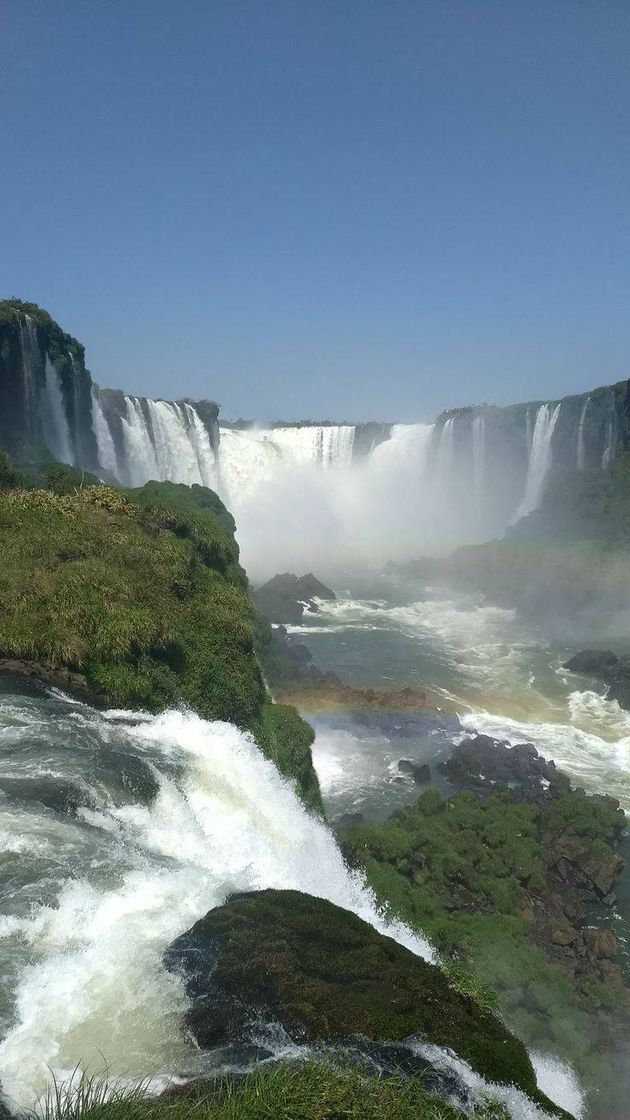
165,889,568,1117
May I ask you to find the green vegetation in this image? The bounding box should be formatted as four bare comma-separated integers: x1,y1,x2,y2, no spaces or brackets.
0,297,85,368
168,889,564,1114
341,787,627,1107
0,469,320,808
32,1063,512,1120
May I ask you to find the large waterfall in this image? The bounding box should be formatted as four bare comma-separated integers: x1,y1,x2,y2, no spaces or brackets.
1,305,628,572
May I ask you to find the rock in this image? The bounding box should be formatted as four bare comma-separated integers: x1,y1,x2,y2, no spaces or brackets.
584,927,618,959
441,734,558,796
165,889,554,1108
550,923,578,947
398,759,431,784
253,572,336,624
564,650,619,676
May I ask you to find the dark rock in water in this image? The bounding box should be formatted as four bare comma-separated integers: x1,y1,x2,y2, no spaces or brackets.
565,649,619,676
564,648,630,711
440,734,564,799
398,759,431,784
253,572,336,624
165,888,559,1111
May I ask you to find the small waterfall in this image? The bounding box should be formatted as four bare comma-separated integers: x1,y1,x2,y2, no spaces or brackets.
511,403,561,523
576,397,590,470
182,402,218,489
471,415,486,503
40,357,73,465
91,390,119,477
120,397,160,487
602,416,616,469
17,315,39,434
434,417,454,482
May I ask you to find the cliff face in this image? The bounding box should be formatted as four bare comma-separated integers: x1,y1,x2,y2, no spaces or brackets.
0,299,98,469
0,300,220,483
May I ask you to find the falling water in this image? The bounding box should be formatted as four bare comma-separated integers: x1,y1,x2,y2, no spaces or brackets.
91,390,119,477
472,415,486,504
17,316,39,434
596,421,614,472
120,397,160,486
511,403,561,523
576,397,590,470
40,358,73,465
434,417,455,489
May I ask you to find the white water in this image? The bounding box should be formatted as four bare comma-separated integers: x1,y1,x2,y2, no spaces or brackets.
91,390,118,476
472,415,486,505
40,357,74,465
576,397,590,470
602,417,615,469
0,701,435,1110
511,403,561,523
113,396,218,489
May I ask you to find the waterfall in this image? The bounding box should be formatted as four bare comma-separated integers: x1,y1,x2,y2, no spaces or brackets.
40,357,73,465
434,417,454,483
182,402,218,489
17,315,39,434
472,415,486,503
0,695,433,1109
511,403,561,523
120,397,160,486
602,417,616,469
216,424,356,505
91,390,119,477
576,397,590,470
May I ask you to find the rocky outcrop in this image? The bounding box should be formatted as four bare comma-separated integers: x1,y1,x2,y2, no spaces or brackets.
565,648,630,710
440,734,569,800
253,572,336,624
165,889,565,1115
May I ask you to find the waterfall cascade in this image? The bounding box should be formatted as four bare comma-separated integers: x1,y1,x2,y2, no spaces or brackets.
511,404,562,523
576,397,590,470
1,304,628,563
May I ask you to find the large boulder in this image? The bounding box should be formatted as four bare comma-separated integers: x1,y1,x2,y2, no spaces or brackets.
253,572,336,624
165,889,565,1115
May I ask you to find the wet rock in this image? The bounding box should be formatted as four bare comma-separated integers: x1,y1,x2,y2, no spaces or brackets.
550,923,578,947
398,759,431,784
165,888,555,1110
584,928,618,959
565,650,619,676
253,572,336,624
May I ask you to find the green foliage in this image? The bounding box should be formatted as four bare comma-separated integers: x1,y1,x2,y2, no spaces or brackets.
0,451,24,489
44,462,100,495
30,1062,513,1120
341,786,623,1100
254,702,322,812
0,477,320,806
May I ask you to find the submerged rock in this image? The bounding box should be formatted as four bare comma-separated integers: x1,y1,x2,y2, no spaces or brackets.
565,648,630,710
253,571,336,623
165,888,565,1114
398,759,431,783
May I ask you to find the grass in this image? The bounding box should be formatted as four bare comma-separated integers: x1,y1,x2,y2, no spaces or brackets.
0,473,321,809
30,1063,512,1120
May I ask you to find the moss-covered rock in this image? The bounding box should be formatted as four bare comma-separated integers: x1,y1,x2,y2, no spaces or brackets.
0,477,320,808
165,888,567,1116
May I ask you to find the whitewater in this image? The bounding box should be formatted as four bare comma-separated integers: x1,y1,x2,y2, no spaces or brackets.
0,680,584,1120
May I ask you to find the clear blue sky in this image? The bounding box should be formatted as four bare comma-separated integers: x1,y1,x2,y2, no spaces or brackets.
2,1,629,421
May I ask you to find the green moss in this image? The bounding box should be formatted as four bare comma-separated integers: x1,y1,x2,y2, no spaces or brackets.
0,475,321,807
340,787,626,1109
168,890,566,1116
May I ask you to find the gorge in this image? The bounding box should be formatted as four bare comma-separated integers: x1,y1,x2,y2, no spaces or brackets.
1,299,629,1120
2,300,629,574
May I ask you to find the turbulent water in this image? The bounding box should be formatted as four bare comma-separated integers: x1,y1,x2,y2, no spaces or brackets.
0,681,437,1111
301,583,630,817
0,676,587,1120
